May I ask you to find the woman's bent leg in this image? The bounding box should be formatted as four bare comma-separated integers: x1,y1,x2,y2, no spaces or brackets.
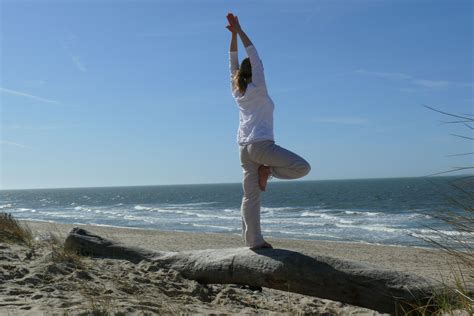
240,145,266,247
248,141,311,179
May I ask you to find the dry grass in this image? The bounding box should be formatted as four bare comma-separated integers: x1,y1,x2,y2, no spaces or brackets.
415,106,474,315
0,212,33,246
398,275,472,315
78,282,119,316
47,232,85,269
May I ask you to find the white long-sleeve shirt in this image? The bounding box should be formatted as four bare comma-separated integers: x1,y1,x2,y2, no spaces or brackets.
229,45,275,145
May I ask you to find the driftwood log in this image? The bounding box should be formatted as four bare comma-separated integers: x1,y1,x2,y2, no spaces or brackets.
65,227,438,314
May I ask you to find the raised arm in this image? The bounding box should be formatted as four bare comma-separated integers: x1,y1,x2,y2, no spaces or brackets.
235,25,253,48
229,15,266,87
227,14,239,91
228,32,239,75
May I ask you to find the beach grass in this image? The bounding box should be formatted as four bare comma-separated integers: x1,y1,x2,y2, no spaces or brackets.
47,232,86,269
0,212,33,246
416,106,474,314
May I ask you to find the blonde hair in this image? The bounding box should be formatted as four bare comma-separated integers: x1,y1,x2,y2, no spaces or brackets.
233,57,252,95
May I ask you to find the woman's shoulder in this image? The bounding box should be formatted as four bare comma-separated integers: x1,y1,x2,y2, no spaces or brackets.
234,84,268,100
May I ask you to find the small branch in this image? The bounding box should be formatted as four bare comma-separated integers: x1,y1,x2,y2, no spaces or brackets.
440,120,473,124
462,122,474,130
424,105,474,121
451,134,474,141
446,152,474,157
425,167,474,177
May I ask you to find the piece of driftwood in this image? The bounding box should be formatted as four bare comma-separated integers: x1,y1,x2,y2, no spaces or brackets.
65,227,438,314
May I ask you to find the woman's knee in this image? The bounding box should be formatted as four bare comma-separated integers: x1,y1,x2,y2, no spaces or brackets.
297,160,311,178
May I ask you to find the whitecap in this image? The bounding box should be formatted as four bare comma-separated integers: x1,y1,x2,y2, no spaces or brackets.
262,229,343,239
261,206,296,213
74,206,92,212
301,211,321,217
15,208,35,213
344,210,380,216
335,223,402,234
134,205,152,211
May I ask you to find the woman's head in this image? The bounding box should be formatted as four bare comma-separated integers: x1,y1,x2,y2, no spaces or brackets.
233,57,252,94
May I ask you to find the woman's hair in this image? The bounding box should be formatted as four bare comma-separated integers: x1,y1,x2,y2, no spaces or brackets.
233,57,252,94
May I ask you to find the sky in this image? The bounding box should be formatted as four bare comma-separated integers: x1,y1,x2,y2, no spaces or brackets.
1,0,473,190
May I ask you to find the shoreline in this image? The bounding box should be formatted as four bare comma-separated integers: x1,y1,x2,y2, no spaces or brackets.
23,219,472,287
23,218,435,251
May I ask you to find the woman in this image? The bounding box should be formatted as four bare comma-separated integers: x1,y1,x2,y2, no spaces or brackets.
226,13,311,250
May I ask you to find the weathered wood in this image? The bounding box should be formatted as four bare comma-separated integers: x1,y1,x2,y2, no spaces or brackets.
65,227,438,314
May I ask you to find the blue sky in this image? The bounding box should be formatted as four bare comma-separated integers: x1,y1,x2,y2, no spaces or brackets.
1,0,472,190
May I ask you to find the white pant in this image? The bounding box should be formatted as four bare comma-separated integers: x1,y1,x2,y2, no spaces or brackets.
239,140,311,247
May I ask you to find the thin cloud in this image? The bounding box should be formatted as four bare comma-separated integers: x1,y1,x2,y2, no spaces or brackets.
0,140,32,149
356,69,474,89
412,79,452,89
355,69,412,80
312,117,369,125
72,56,86,72
0,87,60,105
3,125,61,131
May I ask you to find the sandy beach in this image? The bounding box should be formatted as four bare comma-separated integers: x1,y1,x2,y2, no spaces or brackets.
0,220,471,315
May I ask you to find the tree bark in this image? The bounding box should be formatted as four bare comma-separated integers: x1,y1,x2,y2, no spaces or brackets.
65,227,438,314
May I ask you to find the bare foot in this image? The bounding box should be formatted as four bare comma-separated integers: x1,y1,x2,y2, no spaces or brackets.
258,165,271,191
250,241,273,250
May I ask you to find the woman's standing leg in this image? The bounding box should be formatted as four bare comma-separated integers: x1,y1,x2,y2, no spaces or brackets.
248,140,311,180
240,145,266,248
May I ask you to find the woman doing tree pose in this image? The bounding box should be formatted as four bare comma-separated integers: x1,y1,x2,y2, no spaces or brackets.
226,13,311,250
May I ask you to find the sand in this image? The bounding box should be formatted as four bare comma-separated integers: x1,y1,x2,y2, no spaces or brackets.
0,220,471,315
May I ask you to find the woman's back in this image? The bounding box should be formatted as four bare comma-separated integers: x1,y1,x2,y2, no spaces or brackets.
230,45,275,145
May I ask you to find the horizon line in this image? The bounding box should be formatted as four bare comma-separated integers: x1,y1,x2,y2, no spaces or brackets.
0,174,469,192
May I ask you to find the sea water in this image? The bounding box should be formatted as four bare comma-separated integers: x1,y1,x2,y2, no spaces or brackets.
1,176,472,248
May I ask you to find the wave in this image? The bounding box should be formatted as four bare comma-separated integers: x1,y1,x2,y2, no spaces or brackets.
12,207,36,213
300,212,354,224
301,211,322,217
416,228,471,237
0,203,13,209
343,210,380,216
332,223,467,241
261,206,296,213
185,223,238,231
162,202,218,207
134,205,152,211
223,208,238,213
408,213,432,219
134,205,239,220
335,223,402,233
74,206,92,212
300,209,341,217
262,229,343,239
261,219,333,227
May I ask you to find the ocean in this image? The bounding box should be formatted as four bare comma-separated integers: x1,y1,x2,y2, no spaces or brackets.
1,176,472,248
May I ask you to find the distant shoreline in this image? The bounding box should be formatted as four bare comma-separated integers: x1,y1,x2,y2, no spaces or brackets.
1,174,468,191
